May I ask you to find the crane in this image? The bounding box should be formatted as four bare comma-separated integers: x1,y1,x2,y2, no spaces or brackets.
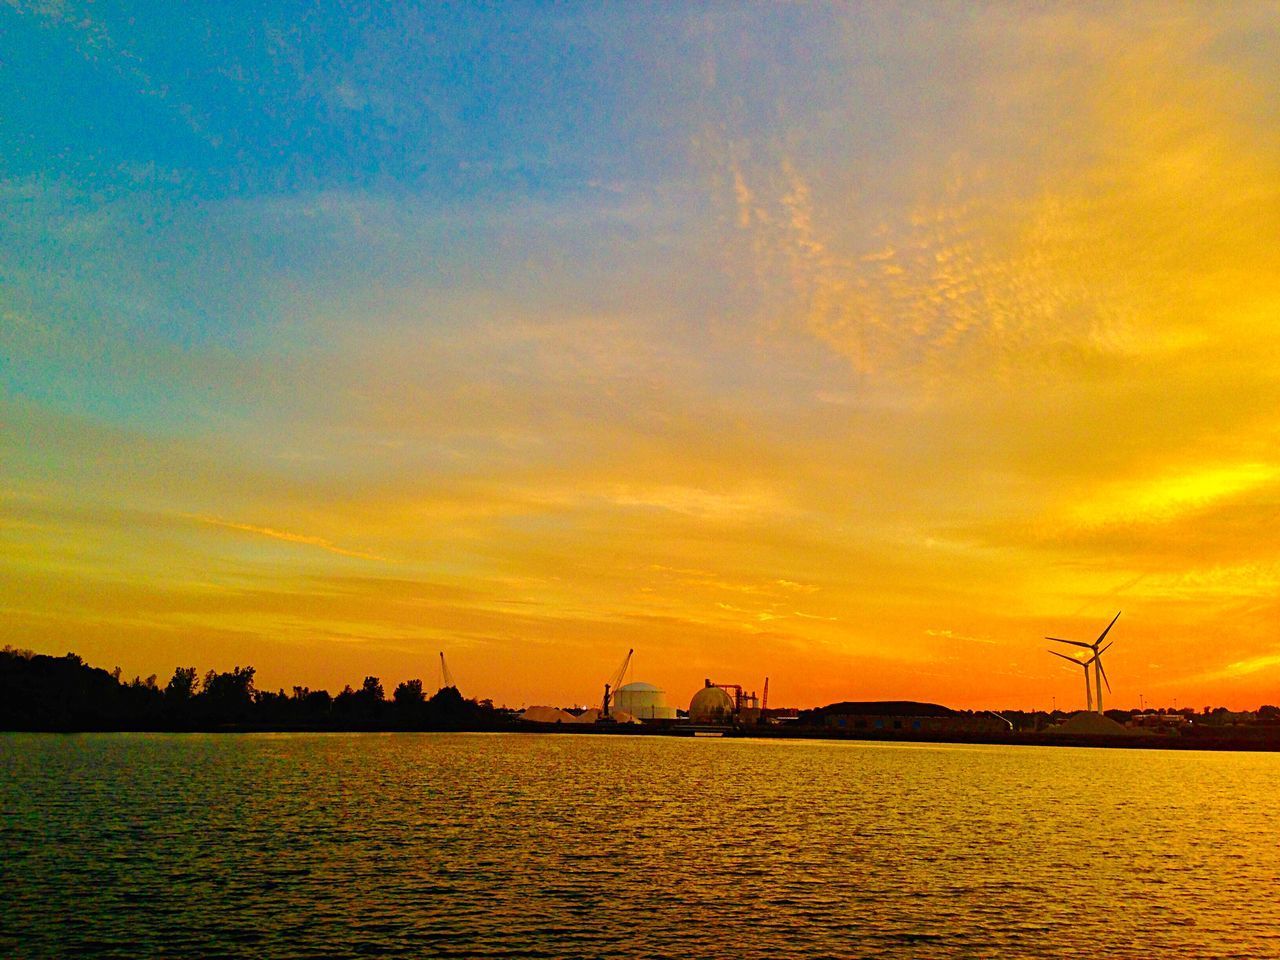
439,651,456,692
601,648,633,721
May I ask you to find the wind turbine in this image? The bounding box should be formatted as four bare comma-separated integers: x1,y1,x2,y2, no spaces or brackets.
1048,649,1093,712
1047,612,1120,712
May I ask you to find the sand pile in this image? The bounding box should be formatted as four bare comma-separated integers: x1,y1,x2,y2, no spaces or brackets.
519,705,578,724
1049,712,1133,736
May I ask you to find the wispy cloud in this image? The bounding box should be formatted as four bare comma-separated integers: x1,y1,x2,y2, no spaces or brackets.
7,0,219,146
188,515,385,562
925,629,999,646
1168,652,1280,689
1071,464,1280,528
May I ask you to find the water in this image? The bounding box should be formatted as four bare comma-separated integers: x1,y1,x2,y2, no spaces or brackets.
2,733,1278,959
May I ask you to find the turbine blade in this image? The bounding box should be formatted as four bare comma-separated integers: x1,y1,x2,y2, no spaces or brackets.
1047,637,1093,649
1048,650,1085,667
1099,658,1112,693
1098,640,1114,657
1095,611,1122,646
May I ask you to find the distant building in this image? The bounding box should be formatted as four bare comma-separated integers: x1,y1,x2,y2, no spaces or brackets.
1128,712,1190,731
689,683,735,724
615,681,678,721
1206,709,1256,726
687,679,764,725
803,700,1008,735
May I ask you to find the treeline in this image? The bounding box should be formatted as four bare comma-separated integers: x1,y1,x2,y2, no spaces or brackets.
999,707,1280,730
0,647,509,732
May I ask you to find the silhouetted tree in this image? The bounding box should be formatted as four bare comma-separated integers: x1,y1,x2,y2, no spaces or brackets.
393,679,424,705
332,684,357,720
423,684,481,729
166,666,199,700
302,688,332,715
1,649,148,729
338,675,384,723
200,666,256,722
253,688,293,724
389,678,426,726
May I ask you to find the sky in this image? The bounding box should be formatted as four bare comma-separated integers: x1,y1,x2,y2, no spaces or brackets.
3,2,1280,711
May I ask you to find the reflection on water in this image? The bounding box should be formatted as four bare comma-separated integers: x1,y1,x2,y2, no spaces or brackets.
2,733,1278,958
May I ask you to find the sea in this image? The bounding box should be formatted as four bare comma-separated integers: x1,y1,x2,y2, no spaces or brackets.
2,732,1278,959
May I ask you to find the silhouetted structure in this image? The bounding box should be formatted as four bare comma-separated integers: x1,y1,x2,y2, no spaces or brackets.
798,700,1008,735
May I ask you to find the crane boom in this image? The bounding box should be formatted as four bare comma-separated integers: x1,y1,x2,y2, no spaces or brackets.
601,648,634,720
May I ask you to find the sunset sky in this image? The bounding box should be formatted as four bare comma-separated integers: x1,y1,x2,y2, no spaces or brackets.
4,3,1280,710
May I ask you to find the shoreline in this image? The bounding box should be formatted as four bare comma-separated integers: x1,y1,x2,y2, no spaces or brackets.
6,721,1280,752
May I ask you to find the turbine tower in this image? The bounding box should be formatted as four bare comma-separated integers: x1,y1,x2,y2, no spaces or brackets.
1047,612,1120,712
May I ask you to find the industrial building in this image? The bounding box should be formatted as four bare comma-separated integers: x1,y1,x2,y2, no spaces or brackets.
688,679,766,725
614,681,678,720
804,700,1008,735
689,683,734,724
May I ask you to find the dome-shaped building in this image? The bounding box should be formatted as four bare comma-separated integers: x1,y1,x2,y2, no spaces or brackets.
615,681,678,721
689,682,735,724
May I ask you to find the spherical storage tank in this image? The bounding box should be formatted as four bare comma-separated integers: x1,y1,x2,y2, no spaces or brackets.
689,683,734,724
615,681,678,720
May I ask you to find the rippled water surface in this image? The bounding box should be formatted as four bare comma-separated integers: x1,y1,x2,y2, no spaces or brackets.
2,733,1279,958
